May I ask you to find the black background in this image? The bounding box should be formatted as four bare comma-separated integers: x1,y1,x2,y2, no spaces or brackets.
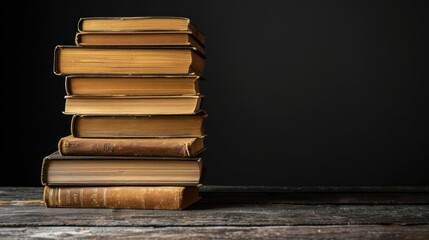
2,0,428,186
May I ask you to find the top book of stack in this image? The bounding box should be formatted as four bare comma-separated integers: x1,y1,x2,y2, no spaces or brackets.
77,16,205,46
54,17,205,76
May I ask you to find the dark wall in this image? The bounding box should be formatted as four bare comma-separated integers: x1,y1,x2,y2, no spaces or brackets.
2,0,428,186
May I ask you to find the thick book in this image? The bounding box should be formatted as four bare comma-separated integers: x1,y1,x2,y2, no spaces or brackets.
71,114,206,138
65,75,200,96
41,151,202,186
63,95,203,115
53,46,205,75
58,135,205,157
77,16,205,45
75,31,204,54
44,186,200,210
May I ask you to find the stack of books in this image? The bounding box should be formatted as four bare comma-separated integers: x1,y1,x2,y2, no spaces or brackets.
41,17,206,210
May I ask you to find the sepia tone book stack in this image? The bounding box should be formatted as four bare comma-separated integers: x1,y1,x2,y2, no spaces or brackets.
41,17,207,210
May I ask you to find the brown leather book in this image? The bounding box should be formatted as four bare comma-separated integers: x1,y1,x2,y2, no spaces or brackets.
71,114,206,138
44,186,200,210
58,135,205,157
41,152,202,186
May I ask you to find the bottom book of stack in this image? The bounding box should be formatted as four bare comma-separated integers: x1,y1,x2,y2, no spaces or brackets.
41,152,202,210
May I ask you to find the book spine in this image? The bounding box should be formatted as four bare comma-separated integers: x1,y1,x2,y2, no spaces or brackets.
44,186,183,210
70,115,79,137
40,156,49,186
64,76,71,95
77,18,84,32
194,97,203,114
74,33,80,46
58,137,192,157
53,45,63,75
188,21,205,45
190,51,205,75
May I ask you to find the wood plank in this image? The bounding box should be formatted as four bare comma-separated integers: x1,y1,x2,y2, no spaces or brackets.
0,225,428,239
1,187,429,205
1,187,428,228
0,203,428,227
201,185,429,193
199,192,429,204
0,187,42,202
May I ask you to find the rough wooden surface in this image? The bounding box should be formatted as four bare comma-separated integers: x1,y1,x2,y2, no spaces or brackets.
200,185,429,193
2,186,429,204
1,226,429,240
1,187,428,239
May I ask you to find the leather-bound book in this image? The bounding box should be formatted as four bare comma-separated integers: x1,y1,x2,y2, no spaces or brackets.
44,186,200,210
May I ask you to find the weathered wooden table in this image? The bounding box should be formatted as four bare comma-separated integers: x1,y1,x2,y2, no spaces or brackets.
1,186,428,239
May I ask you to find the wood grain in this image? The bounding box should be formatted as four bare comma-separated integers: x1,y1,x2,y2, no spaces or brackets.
2,186,429,204
0,187,428,238
1,226,428,239
1,203,429,227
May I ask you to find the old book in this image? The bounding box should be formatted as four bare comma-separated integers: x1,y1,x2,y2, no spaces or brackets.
41,152,202,186
65,75,200,96
44,186,200,210
54,46,205,75
63,95,203,115
58,135,205,157
71,114,206,138
78,16,205,45
75,31,204,54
